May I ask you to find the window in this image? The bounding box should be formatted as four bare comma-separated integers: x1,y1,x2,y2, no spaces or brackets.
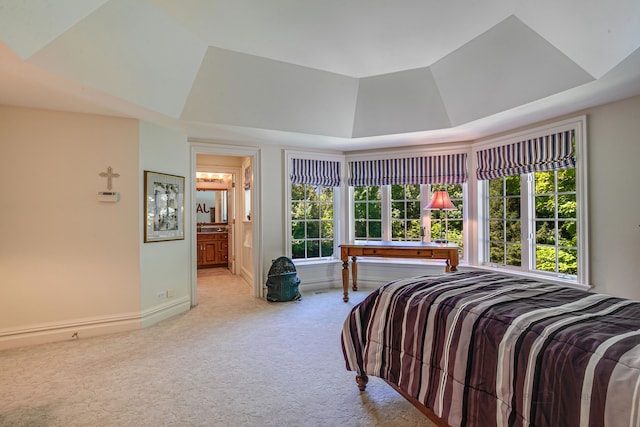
391,184,421,241
487,176,522,266
349,153,468,250
478,119,586,284
291,184,334,259
533,169,577,275
354,186,382,240
352,183,466,253
287,155,341,260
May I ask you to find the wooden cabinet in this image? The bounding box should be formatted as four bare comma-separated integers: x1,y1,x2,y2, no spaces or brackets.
197,232,228,268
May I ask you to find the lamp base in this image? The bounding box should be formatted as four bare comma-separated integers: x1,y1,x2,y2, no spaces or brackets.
434,238,449,244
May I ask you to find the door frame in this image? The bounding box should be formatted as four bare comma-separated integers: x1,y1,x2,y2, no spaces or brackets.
189,141,263,306
195,165,240,274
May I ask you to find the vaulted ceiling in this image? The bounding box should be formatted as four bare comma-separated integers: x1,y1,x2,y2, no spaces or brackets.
1,0,639,151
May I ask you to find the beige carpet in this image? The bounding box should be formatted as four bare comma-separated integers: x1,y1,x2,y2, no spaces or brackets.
0,269,434,427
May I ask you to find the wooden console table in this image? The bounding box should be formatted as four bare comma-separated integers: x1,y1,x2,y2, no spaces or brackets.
340,241,459,302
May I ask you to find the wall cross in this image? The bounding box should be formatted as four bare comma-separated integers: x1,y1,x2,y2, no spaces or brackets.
99,166,120,191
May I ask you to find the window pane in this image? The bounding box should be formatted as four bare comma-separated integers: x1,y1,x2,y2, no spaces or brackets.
505,220,521,242
536,221,555,245
320,202,333,218
489,199,503,218
291,183,305,200
407,220,422,240
319,187,333,199
307,221,319,238
306,185,319,201
490,243,504,263
292,240,305,258
308,202,319,219
534,171,554,195
391,201,404,219
489,220,504,241
292,221,304,239
354,203,367,219
558,194,576,219
369,202,382,219
536,246,557,272
489,179,503,197
407,201,421,218
321,239,334,257
505,198,520,219
355,221,366,238
353,186,367,201
307,240,319,258
321,221,333,238
557,168,576,192
506,244,521,266
405,184,421,199
505,176,520,196
535,195,554,218
559,248,578,275
391,184,404,199
291,201,305,220
368,186,381,200
391,220,404,239
558,220,577,246
369,221,382,239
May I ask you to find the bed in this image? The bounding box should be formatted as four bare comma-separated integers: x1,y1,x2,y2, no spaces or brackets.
341,271,640,427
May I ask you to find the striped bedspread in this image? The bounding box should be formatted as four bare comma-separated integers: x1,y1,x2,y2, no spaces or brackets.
341,271,640,427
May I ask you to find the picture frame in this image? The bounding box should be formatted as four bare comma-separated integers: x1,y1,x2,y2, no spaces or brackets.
144,171,185,243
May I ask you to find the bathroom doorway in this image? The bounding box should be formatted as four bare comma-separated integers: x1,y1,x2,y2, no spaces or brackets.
189,141,262,307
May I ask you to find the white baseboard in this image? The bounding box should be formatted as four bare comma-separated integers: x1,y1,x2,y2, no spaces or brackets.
140,296,191,328
0,296,190,351
295,259,460,292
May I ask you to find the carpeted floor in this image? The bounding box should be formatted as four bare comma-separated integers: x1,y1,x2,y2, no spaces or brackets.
0,269,434,426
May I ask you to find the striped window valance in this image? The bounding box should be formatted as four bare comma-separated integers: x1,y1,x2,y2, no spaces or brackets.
348,153,467,186
290,158,341,187
476,130,575,180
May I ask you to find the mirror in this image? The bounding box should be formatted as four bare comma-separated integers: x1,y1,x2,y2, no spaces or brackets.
196,190,228,224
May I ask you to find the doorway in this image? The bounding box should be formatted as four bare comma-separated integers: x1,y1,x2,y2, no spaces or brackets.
189,141,263,307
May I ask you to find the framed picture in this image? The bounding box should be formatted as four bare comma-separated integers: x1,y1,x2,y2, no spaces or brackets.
144,171,185,242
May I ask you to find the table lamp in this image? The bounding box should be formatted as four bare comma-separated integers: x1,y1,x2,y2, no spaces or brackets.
424,190,457,243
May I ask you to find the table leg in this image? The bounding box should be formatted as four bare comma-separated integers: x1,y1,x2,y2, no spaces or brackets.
450,250,459,272
342,259,349,302
351,256,358,291
445,259,451,272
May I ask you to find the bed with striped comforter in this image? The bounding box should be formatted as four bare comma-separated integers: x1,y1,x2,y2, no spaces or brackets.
341,271,640,427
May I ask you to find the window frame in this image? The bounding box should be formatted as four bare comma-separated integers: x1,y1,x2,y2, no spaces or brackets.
285,151,343,261
345,145,470,264
474,116,589,287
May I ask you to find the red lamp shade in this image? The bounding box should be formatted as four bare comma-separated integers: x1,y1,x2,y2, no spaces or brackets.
424,190,456,210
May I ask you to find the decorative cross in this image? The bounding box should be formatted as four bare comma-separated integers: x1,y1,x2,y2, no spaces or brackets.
99,166,120,191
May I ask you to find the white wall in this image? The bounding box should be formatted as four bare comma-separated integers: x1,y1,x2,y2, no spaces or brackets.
587,96,640,299
0,106,141,349
2,95,639,350
260,146,286,283
139,122,191,323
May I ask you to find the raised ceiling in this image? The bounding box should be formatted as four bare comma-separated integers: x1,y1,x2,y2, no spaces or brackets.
0,0,639,151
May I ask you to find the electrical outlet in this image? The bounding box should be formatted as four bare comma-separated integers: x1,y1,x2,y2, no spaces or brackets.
166,289,174,298
156,291,166,300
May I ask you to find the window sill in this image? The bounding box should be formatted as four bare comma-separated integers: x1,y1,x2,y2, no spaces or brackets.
473,264,590,290
293,256,468,269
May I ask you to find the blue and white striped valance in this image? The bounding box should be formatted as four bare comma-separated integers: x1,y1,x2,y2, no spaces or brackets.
348,153,467,186
476,130,575,180
290,158,341,187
